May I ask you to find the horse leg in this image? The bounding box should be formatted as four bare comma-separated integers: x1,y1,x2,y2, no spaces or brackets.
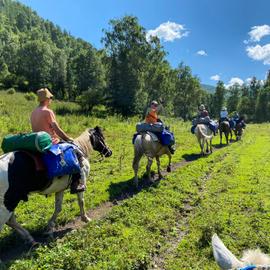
226,132,229,145
77,192,90,222
197,137,204,155
156,157,163,179
206,139,209,153
6,213,37,245
210,138,213,153
46,191,64,236
146,157,154,181
220,130,222,145
132,152,143,188
167,153,172,172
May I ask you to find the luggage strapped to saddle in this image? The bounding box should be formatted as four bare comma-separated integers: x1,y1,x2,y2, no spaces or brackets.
1,131,52,153
42,143,81,179
136,122,164,133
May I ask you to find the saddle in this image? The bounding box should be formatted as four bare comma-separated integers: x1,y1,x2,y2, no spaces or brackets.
20,151,46,171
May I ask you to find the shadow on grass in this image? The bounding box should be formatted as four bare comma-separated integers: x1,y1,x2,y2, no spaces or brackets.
107,174,161,203
0,226,56,266
1,175,161,266
182,153,202,162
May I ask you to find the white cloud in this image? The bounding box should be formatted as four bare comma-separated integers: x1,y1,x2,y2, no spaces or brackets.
225,77,244,88
197,50,207,56
146,21,189,42
245,77,252,84
246,44,270,65
210,74,220,81
248,25,270,42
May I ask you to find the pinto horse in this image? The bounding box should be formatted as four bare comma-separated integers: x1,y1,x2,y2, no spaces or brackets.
219,121,232,145
0,126,112,247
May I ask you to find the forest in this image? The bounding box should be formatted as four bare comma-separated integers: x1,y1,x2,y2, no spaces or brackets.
1,0,270,121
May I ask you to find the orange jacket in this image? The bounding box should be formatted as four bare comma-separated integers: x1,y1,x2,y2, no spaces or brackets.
145,109,158,124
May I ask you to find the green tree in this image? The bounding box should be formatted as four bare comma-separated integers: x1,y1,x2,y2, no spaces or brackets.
173,63,205,120
103,16,151,116
17,40,53,90
212,81,226,117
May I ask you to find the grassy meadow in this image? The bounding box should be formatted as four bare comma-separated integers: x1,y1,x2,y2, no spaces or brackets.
0,91,270,269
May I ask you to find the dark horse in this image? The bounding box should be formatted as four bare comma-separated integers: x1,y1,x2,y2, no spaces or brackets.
0,126,112,248
219,121,232,145
234,121,244,141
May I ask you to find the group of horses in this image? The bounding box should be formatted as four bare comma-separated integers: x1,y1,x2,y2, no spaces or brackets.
196,120,244,156
0,121,245,261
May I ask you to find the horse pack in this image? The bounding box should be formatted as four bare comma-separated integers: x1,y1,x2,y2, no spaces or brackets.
1,131,52,153
136,122,164,133
159,130,175,146
42,143,81,179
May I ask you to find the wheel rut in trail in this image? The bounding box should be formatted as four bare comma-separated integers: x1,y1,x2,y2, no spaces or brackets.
150,153,230,270
0,143,231,264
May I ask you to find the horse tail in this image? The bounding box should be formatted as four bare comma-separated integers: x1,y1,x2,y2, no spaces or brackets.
197,125,213,140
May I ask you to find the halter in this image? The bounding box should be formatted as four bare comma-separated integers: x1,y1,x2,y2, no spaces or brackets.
90,131,111,157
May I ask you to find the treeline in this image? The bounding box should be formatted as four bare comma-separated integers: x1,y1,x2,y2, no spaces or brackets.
0,0,269,122
0,0,209,118
208,74,270,122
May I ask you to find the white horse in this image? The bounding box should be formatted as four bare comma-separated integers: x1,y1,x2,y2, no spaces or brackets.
195,124,213,155
212,234,270,269
132,133,172,188
0,127,112,247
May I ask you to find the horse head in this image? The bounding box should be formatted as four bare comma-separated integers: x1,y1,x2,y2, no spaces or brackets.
89,126,112,157
212,234,270,269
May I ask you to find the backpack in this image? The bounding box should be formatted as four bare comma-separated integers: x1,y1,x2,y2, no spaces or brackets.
42,143,81,179
1,132,52,153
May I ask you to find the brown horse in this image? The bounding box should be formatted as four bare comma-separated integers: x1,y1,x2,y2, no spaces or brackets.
234,122,244,141
219,121,232,145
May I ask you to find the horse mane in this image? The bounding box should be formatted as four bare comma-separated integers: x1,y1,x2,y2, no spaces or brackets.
74,129,93,157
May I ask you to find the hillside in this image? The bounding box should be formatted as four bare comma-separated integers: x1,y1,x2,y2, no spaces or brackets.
0,0,210,119
201,83,216,93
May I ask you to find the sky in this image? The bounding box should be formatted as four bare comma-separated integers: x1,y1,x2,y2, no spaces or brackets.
18,0,270,86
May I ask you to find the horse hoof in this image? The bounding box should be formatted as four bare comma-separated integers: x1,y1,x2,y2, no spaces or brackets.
158,174,163,180
81,215,91,223
167,166,171,172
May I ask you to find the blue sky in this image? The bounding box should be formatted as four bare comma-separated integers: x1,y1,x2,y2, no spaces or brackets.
18,0,270,86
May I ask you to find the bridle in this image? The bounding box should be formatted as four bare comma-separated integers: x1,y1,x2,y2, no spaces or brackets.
90,131,111,157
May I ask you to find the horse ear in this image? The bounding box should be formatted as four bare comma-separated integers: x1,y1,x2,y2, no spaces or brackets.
94,126,102,134
212,234,243,270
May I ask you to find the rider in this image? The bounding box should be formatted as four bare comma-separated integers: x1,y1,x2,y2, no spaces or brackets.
198,104,209,118
30,88,85,193
219,107,229,124
196,104,217,135
145,100,160,124
145,100,175,154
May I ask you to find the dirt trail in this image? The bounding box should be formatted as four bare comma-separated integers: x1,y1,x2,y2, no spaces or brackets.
0,143,229,264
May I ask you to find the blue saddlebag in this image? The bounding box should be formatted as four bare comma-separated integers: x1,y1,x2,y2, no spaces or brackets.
209,120,219,133
160,130,175,146
42,143,81,179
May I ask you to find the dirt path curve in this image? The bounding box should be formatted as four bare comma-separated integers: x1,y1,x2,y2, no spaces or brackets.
1,143,229,264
